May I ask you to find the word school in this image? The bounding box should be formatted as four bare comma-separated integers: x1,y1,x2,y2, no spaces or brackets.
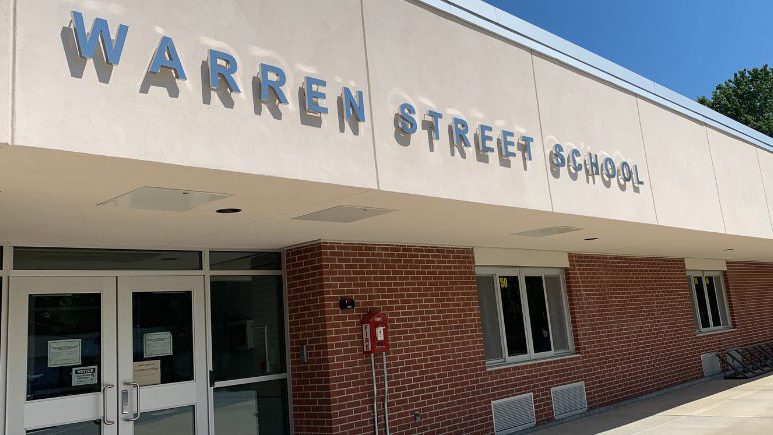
68,11,367,122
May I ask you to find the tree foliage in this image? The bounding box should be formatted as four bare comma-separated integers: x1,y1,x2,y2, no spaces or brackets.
698,65,773,137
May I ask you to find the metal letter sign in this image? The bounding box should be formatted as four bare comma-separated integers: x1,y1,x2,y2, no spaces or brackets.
149,36,187,80
71,11,129,65
208,49,240,93
65,11,370,135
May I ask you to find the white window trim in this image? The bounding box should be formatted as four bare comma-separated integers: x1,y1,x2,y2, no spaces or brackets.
687,270,732,333
476,266,574,365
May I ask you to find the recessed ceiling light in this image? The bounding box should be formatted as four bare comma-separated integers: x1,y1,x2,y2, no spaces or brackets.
513,226,582,238
216,208,242,214
293,206,396,223
584,237,598,241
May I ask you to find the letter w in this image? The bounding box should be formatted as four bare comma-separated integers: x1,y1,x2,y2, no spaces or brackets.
71,11,129,65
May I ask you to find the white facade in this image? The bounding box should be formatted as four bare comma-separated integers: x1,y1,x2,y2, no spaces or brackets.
0,1,772,433
0,0,769,262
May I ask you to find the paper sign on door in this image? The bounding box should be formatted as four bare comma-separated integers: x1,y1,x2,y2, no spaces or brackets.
143,332,173,358
48,339,82,367
133,360,161,386
72,366,98,386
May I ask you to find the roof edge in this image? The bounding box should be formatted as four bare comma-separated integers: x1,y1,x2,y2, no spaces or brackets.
413,0,773,154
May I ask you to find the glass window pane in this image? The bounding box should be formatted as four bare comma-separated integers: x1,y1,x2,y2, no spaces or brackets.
133,292,194,385
712,275,729,327
211,276,286,381
704,276,721,327
498,276,527,357
545,275,570,352
214,380,290,435
476,275,503,361
525,276,552,353
705,275,726,327
133,406,195,435
26,420,101,434
14,247,201,270
210,251,282,271
691,276,711,329
27,294,101,401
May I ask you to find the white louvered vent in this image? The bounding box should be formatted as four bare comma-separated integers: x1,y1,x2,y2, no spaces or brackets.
551,382,587,419
701,353,722,377
492,393,536,434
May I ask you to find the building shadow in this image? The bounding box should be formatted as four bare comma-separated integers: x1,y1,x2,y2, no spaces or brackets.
531,375,763,434
60,26,113,83
140,68,180,98
201,61,234,109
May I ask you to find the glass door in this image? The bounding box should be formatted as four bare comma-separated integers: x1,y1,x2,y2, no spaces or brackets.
6,277,118,434
116,276,208,435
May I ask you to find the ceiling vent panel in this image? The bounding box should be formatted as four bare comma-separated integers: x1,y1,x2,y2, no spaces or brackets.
292,205,396,223
99,187,231,212
513,226,582,238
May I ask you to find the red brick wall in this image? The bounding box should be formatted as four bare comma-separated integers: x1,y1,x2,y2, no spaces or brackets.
722,262,773,344
286,243,335,433
285,242,773,434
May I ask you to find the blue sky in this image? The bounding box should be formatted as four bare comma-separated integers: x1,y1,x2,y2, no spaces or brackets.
482,0,773,100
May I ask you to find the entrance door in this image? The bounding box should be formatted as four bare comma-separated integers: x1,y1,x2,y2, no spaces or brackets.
116,276,208,434
6,276,208,434
7,277,117,434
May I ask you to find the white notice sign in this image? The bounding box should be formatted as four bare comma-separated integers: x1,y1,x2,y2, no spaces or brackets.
48,339,82,367
143,332,173,358
72,366,98,386
133,360,161,386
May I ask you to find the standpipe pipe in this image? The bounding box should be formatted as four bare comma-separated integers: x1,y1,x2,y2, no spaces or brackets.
382,352,391,435
371,353,379,435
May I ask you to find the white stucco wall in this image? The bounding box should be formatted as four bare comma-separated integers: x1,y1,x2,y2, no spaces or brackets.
0,0,11,144
637,99,725,233
533,55,656,223
363,0,551,210
707,128,772,238
7,0,773,241
13,0,378,188
758,148,773,233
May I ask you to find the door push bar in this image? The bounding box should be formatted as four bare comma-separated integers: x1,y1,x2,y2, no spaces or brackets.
122,382,142,422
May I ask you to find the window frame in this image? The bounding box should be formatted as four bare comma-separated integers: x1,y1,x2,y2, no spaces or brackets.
203,249,289,434
687,270,731,333
476,266,574,365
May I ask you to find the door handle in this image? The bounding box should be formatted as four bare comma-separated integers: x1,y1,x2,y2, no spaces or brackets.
121,389,130,415
102,384,115,426
125,382,142,421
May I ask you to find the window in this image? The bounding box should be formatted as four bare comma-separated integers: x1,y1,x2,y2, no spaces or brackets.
208,251,290,434
476,268,573,364
13,247,202,270
688,271,731,332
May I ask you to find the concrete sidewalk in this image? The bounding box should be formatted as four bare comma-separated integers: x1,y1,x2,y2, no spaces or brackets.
534,373,773,434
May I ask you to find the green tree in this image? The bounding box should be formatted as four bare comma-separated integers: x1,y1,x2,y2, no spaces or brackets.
698,65,773,137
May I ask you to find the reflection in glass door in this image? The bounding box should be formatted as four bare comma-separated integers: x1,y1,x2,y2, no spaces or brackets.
7,277,118,434
117,276,208,434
